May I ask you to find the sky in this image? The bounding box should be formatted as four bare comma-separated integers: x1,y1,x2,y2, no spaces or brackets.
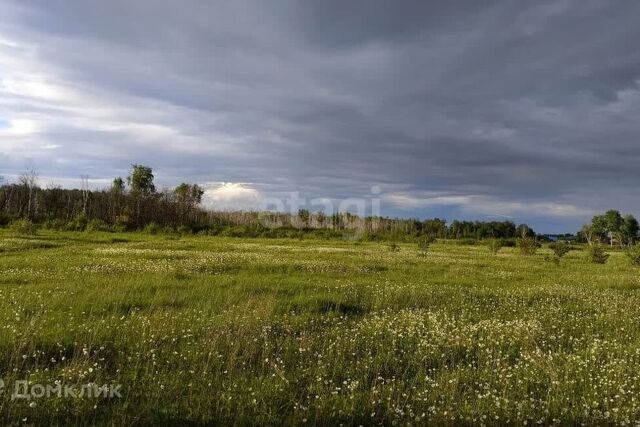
1,1,640,233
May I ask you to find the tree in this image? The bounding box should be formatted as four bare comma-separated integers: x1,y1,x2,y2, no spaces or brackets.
174,183,204,206
19,168,39,219
174,183,205,222
316,210,326,228
112,177,125,195
622,215,639,246
297,209,310,228
516,224,535,238
587,210,634,247
127,165,155,196
423,218,447,238
580,224,595,245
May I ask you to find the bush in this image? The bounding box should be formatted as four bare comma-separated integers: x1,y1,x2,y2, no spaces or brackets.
143,222,162,235
456,238,479,246
549,242,571,259
626,245,640,266
0,214,10,227
9,219,38,235
418,235,436,256
86,219,110,232
65,214,89,231
177,225,194,235
487,238,504,255
586,244,609,264
42,219,68,230
114,215,131,232
517,237,540,256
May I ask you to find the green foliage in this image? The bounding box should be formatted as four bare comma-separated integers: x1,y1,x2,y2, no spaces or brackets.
143,222,162,235
624,215,639,245
297,209,311,227
86,219,110,232
586,244,609,264
549,242,571,259
114,215,131,232
487,238,504,255
1,230,640,424
112,177,125,194
65,214,89,231
127,164,155,196
587,210,638,246
516,237,539,256
42,218,68,230
626,245,640,266
417,235,436,256
174,183,204,206
8,219,38,235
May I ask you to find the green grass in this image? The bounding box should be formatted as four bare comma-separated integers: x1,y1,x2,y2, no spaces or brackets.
0,230,639,425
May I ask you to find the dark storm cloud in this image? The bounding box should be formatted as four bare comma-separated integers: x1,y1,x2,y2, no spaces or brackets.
1,0,640,232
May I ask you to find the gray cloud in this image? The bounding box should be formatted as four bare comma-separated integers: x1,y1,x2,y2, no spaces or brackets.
1,0,640,232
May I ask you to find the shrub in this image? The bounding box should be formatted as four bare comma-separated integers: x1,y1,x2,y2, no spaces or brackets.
457,238,479,246
114,215,131,232
487,238,504,255
549,242,571,259
517,237,540,256
586,244,609,264
143,222,162,235
86,219,110,232
177,225,193,235
9,219,38,235
42,218,68,230
626,245,640,266
65,214,89,231
418,235,436,256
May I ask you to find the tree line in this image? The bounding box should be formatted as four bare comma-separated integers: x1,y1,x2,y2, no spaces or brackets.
2,164,537,239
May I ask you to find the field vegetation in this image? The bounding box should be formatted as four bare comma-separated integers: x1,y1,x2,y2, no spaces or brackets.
2,228,640,425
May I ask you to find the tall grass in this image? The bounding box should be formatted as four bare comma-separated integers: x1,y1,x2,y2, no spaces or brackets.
0,230,639,424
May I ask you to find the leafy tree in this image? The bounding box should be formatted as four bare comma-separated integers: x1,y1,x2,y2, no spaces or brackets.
579,224,595,245
586,211,637,247
516,224,535,238
174,183,204,206
423,218,447,238
112,177,125,194
127,164,155,196
623,215,639,246
604,210,624,234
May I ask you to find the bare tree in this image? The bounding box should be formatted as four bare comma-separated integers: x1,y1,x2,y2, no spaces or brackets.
81,175,90,214
19,168,39,219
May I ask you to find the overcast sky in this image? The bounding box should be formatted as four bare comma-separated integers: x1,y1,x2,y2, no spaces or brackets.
1,1,640,233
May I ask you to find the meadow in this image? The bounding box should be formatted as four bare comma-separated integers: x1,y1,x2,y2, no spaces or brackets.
1,230,640,425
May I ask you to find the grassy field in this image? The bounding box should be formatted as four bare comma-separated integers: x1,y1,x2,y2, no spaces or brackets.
1,230,640,425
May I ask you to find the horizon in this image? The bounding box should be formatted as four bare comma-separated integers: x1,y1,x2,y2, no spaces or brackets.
2,1,640,234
